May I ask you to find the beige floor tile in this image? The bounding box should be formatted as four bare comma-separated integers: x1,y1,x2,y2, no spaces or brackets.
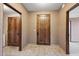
3,44,66,56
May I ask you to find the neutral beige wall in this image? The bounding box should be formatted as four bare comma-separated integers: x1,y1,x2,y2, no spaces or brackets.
58,3,75,52
3,13,7,47
0,3,77,55
6,3,29,48
0,4,3,56
28,11,59,44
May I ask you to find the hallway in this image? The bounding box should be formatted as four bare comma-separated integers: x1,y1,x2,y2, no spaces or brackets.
0,3,78,56
3,44,65,56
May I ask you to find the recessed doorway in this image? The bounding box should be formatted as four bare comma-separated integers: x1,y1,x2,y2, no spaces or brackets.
3,3,22,54
66,3,79,55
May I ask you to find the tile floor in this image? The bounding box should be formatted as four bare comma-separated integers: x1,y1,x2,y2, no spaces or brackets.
3,44,66,56
69,42,79,56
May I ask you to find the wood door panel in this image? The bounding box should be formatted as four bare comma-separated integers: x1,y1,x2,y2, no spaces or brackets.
37,14,50,45
8,17,21,46
16,17,21,46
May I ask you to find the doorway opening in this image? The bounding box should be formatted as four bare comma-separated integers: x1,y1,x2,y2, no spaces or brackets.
3,3,22,55
66,3,79,55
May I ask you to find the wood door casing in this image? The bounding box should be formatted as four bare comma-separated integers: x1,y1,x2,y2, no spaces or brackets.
66,3,79,54
8,17,21,46
37,14,50,45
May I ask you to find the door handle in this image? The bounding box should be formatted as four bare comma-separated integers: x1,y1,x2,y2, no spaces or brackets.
37,32,39,35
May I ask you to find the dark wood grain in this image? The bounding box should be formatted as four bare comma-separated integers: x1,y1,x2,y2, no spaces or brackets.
8,17,21,47
37,14,50,45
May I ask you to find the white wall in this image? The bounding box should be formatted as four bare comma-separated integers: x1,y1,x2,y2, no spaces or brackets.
28,11,59,44
69,6,79,18
70,18,79,42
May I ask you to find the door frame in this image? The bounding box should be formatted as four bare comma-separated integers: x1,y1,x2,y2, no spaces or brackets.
36,14,50,45
3,3,22,51
66,3,79,54
69,20,71,42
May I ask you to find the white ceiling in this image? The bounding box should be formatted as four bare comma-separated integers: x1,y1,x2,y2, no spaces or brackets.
3,4,20,16
69,6,79,18
22,3,63,12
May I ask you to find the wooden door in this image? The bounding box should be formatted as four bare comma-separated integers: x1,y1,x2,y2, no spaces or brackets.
37,14,50,45
8,17,21,46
